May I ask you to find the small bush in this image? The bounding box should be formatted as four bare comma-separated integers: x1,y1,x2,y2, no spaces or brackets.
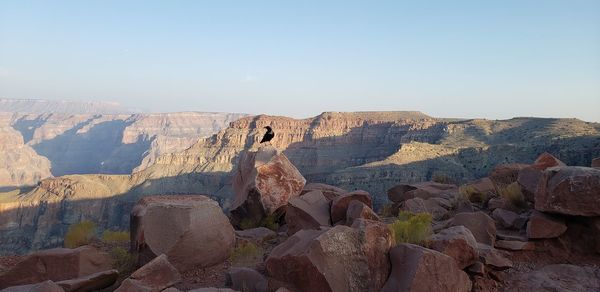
260,214,280,231
230,242,263,267
64,220,97,248
102,230,130,243
499,182,526,208
110,247,136,273
389,211,433,246
458,185,486,203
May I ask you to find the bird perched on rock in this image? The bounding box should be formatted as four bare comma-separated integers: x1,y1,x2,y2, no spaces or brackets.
260,126,275,144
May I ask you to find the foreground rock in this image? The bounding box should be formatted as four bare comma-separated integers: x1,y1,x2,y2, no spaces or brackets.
449,212,497,246
518,153,565,201
226,267,268,292
0,246,112,289
56,270,118,292
265,220,392,292
429,226,478,269
116,254,181,292
230,146,306,227
329,190,372,224
131,195,234,271
381,244,471,292
504,264,600,291
535,166,600,216
285,190,331,235
526,210,567,239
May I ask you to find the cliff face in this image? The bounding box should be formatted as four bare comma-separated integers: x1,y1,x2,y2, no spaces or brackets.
2,112,600,254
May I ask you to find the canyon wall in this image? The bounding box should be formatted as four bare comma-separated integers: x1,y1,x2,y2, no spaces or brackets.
2,112,600,254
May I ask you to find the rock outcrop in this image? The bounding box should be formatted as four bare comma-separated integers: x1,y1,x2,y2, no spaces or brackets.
230,146,306,228
131,195,234,271
381,243,472,292
534,166,600,216
265,220,392,292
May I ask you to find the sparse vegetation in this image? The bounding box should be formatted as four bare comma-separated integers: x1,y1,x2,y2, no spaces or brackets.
389,211,433,246
64,220,97,248
110,247,136,273
458,185,486,203
260,213,280,231
379,203,397,218
432,173,454,184
230,242,264,267
498,182,526,208
102,230,130,243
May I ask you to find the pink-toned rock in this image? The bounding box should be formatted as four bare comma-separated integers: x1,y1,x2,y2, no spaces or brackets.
477,243,513,270
526,210,567,239
467,262,485,276
1,280,65,292
429,226,479,269
301,183,347,200
265,220,392,292
387,182,457,203
486,197,508,211
489,163,528,188
329,190,372,224
115,254,181,292
592,158,600,168
0,246,113,289
495,240,535,251
56,269,118,292
285,190,331,235
345,200,379,226
230,146,306,227
518,153,566,201
226,267,268,292
492,208,519,229
131,195,234,271
381,244,472,292
449,211,497,246
535,166,600,216
401,197,449,221
504,264,600,291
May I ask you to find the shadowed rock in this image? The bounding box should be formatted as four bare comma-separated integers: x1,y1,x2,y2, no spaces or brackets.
226,267,268,292
115,254,181,292
429,226,479,269
1,280,65,292
449,212,497,246
345,200,379,226
526,210,567,239
504,264,600,291
285,190,331,235
535,166,600,216
56,269,119,292
330,190,372,224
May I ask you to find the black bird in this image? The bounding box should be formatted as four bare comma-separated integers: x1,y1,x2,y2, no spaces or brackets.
260,126,275,143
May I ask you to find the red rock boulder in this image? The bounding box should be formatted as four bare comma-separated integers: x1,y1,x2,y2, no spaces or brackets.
526,210,567,239
301,183,346,200
265,220,392,292
490,163,528,188
285,190,331,235
330,190,372,224
131,195,234,271
56,270,119,292
429,226,479,269
534,166,600,216
449,211,497,246
0,246,113,289
345,200,379,225
381,244,472,292
230,146,306,227
115,254,181,292
518,153,566,201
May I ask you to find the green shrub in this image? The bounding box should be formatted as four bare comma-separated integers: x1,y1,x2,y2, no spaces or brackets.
230,242,263,267
64,220,97,248
458,185,486,203
102,230,130,243
499,182,526,208
260,214,280,231
389,211,433,246
110,247,136,273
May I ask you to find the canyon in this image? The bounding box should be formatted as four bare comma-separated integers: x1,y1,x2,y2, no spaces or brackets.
1,106,600,254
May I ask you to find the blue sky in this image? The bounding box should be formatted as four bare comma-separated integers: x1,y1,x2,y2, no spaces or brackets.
1,1,599,121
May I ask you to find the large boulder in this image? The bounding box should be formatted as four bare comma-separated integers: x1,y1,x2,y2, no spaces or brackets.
381,244,472,292
55,270,119,292
429,226,479,269
345,200,379,226
387,182,457,203
115,254,181,292
230,146,306,227
526,210,567,239
285,190,331,235
301,183,346,200
449,212,497,246
518,153,566,201
330,190,372,224
489,163,528,188
491,208,519,229
534,166,600,216
0,246,113,289
476,243,513,270
401,197,449,221
131,195,234,271
504,264,600,291
265,220,392,292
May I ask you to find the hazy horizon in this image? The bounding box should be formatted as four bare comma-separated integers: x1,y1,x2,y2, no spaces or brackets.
1,1,599,122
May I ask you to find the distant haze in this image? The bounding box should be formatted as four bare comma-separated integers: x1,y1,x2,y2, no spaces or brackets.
0,1,599,122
